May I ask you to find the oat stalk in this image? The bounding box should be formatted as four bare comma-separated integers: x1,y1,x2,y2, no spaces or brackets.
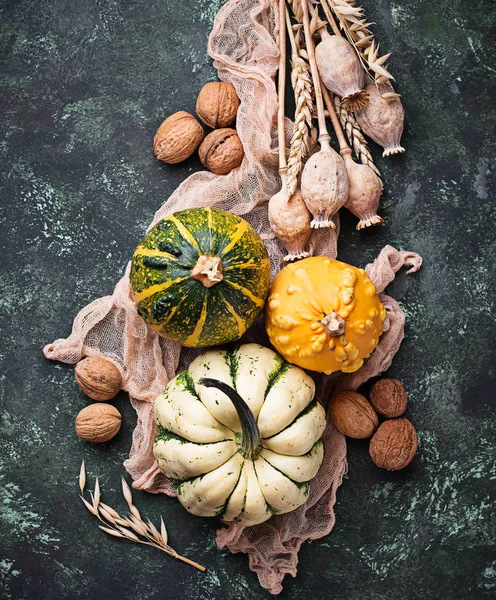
320,0,395,85
285,6,314,197
78,460,205,572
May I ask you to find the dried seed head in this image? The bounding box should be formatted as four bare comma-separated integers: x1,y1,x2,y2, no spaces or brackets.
268,184,312,262
300,140,349,228
316,32,369,113
342,152,384,229
356,83,405,157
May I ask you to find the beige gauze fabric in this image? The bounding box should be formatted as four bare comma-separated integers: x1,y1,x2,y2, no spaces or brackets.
43,0,422,594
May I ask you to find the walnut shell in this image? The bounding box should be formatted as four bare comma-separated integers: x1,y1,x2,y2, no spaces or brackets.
198,128,244,175
153,111,204,164
196,81,240,128
330,390,379,439
75,357,122,401
75,403,121,443
370,378,407,418
369,418,418,470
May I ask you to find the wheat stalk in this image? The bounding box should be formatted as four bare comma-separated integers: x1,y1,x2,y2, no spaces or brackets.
320,0,395,85
333,95,382,181
287,0,381,178
285,8,314,197
78,460,205,572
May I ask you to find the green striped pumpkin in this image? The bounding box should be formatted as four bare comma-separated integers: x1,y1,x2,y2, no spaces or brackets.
130,208,270,347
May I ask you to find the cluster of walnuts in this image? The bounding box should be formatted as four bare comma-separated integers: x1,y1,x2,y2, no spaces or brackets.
74,357,123,443
330,379,418,470
153,81,244,175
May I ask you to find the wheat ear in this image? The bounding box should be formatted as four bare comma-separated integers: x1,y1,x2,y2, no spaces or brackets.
285,8,313,197
333,94,382,181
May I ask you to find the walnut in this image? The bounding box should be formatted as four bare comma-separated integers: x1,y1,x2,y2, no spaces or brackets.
369,378,407,417
330,390,378,439
75,357,122,401
369,418,418,470
153,111,204,164
196,81,240,128
198,128,244,175
75,403,122,443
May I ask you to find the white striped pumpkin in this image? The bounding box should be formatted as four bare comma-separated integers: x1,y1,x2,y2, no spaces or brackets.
153,344,326,525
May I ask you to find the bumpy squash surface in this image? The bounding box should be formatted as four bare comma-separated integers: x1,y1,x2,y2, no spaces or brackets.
130,208,270,347
265,256,386,374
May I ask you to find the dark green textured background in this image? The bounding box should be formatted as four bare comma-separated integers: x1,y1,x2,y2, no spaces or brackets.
1,0,495,598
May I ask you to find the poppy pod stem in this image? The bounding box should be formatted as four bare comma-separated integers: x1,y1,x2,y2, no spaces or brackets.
300,0,329,143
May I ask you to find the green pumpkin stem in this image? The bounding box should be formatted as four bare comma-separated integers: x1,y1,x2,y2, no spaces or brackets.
199,378,261,461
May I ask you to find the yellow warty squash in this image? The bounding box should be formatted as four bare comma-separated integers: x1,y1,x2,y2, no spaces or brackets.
265,256,386,374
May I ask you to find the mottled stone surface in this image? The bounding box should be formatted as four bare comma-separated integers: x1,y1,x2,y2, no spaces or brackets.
1,0,495,598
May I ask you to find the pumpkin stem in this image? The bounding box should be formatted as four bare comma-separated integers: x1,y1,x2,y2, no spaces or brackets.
321,311,345,336
191,256,223,288
198,378,261,461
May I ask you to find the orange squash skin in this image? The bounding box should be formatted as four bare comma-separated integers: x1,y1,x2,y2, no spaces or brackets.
265,257,386,374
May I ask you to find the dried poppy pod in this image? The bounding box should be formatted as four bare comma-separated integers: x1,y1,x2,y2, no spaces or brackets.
269,180,312,262
356,83,405,157
316,31,369,113
342,150,384,230
300,137,349,229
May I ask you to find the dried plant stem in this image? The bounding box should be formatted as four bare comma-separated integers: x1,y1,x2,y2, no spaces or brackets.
319,0,343,38
78,461,205,572
300,0,330,146
278,0,288,173
320,83,349,155
285,6,313,197
333,95,382,180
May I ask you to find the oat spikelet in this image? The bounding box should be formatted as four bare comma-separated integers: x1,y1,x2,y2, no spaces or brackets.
146,518,163,545
80,495,98,516
285,15,313,197
333,94,382,181
99,506,118,524
121,476,133,507
160,517,168,546
79,460,86,494
99,526,125,538
321,0,395,84
93,478,101,512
